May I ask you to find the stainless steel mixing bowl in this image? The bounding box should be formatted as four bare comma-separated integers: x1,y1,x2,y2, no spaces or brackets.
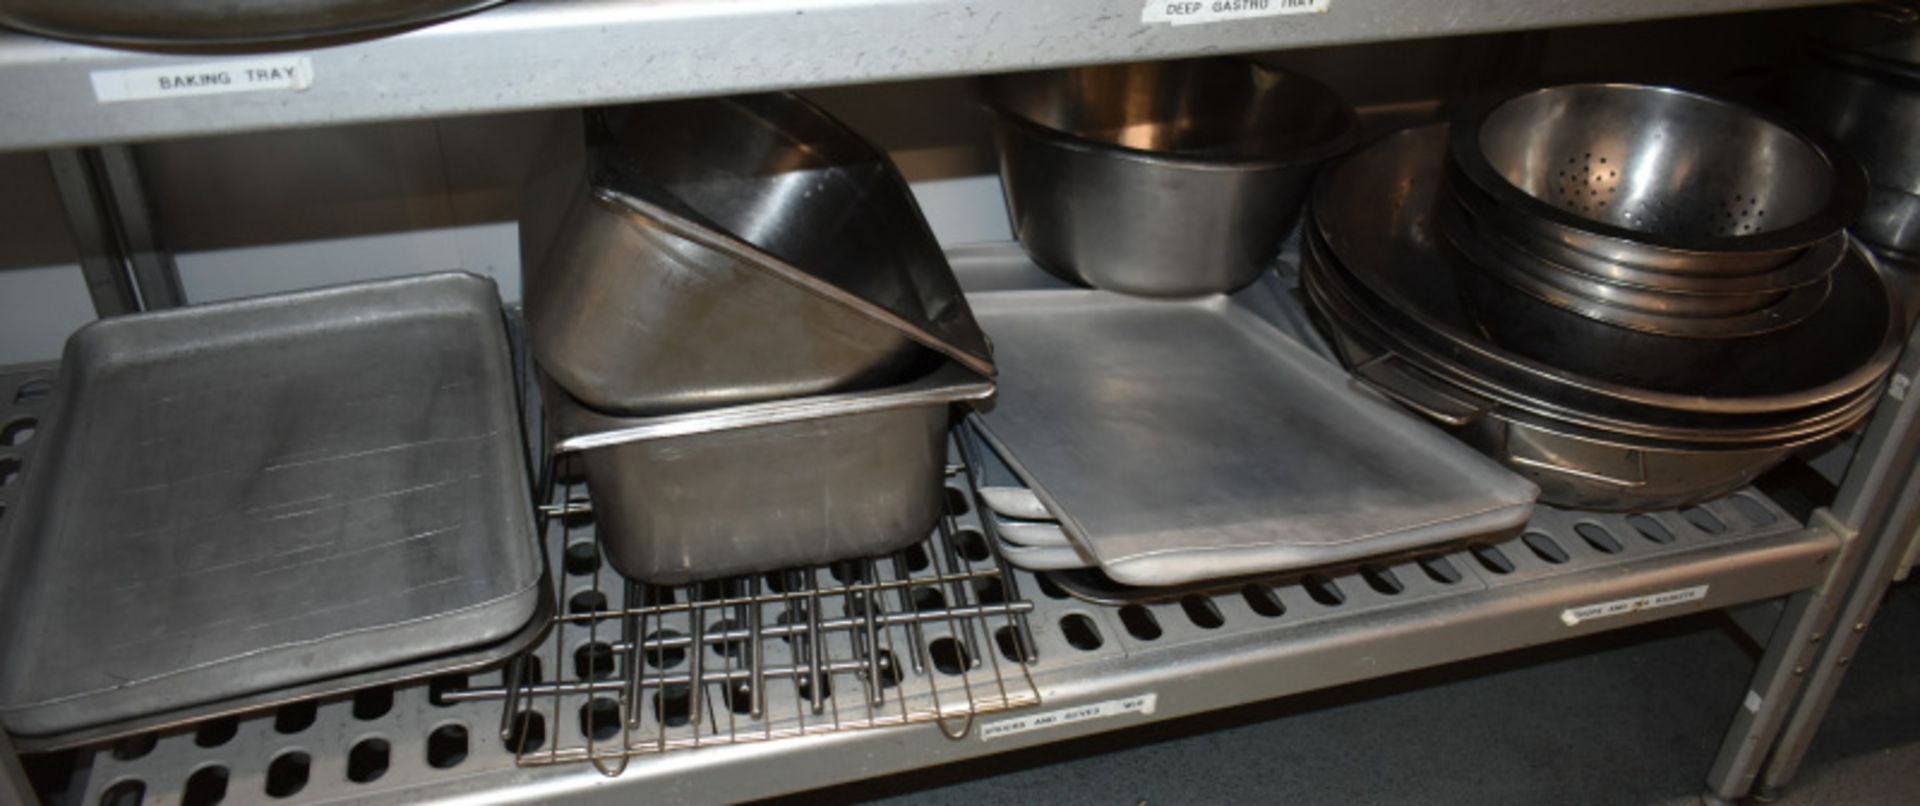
981,57,1355,297
1450,83,1867,278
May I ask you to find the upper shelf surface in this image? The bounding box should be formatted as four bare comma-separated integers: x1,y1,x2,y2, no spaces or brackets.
0,0,1832,151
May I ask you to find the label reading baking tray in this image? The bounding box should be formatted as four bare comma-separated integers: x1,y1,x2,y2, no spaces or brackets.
92,57,315,103
980,693,1157,740
1142,0,1330,26
1560,585,1709,627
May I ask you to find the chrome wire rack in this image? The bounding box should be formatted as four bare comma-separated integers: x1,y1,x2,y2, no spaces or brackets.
445,434,1043,774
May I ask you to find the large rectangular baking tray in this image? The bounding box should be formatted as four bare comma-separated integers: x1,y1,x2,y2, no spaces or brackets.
969,289,1539,587
0,272,545,738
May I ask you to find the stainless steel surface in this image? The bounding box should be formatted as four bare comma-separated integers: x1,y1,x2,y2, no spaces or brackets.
966,285,1537,586
523,94,993,415
1450,84,1866,275
0,272,543,738
1439,199,1835,338
440,437,1040,773
1314,124,1900,419
0,0,504,45
981,58,1353,297
1782,52,1920,255
1858,185,1920,256
0,1,1832,153
542,361,993,585
1302,256,1846,510
1784,54,1920,196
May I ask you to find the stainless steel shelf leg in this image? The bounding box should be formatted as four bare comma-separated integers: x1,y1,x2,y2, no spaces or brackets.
46,144,184,318
1706,325,1920,801
1755,470,1920,793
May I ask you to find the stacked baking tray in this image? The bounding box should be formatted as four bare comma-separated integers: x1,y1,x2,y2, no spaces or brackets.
0,274,548,748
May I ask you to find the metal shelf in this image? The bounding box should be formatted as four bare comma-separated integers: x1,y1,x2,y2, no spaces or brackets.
0,0,1834,153
61,491,1836,805
29,255,1845,805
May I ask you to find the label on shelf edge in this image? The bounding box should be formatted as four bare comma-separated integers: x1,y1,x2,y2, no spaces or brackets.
92,56,315,104
1560,584,1709,627
1142,0,1330,26
980,692,1157,740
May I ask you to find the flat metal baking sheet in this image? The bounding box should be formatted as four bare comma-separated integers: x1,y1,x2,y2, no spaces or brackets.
969,289,1538,587
0,272,543,737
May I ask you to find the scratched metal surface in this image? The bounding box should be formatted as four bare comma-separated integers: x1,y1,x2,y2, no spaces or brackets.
0,272,542,738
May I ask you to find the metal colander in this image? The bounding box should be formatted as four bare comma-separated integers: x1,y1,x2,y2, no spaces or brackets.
1455,83,1859,253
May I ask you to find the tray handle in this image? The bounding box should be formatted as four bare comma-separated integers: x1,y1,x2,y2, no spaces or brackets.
1505,428,1651,489
1348,353,1491,427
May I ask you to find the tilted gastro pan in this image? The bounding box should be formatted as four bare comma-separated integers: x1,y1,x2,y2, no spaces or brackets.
522,93,994,415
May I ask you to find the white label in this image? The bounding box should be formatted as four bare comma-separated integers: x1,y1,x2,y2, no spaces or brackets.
980,693,1157,740
1744,690,1763,713
92,57,314,103
1560,585,1709,626
1143,0,1330,26
1890,372,1911,402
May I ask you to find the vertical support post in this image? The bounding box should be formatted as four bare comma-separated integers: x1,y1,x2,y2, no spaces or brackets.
1705,322,1920,801
46,145,183,317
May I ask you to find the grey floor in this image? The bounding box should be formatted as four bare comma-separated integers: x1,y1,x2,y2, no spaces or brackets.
764,579,1920,805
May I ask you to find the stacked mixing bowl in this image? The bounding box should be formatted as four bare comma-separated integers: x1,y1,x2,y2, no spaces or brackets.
1783,2,1920,263
1302,83,1901,510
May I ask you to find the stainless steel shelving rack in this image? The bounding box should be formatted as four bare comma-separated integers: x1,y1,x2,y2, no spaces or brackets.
0,0,1838,152
3,1,1911,804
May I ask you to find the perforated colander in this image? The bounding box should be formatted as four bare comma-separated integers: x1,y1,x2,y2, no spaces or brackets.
1449,83,1864,272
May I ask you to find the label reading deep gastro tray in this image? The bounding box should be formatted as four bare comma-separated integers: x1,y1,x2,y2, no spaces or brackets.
1142,0,1329,26
92,56,315,103
1560,585,1708,627
980,693,1157,740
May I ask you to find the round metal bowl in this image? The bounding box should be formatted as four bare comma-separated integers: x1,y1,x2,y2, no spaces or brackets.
1313,123,1900,419
1299,249,1866,511
1439,199,1834,339
1445,164,1850,294
980,57,1355,297
1302,224,1880,446
1450,83,1867,278
0,0,503,46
